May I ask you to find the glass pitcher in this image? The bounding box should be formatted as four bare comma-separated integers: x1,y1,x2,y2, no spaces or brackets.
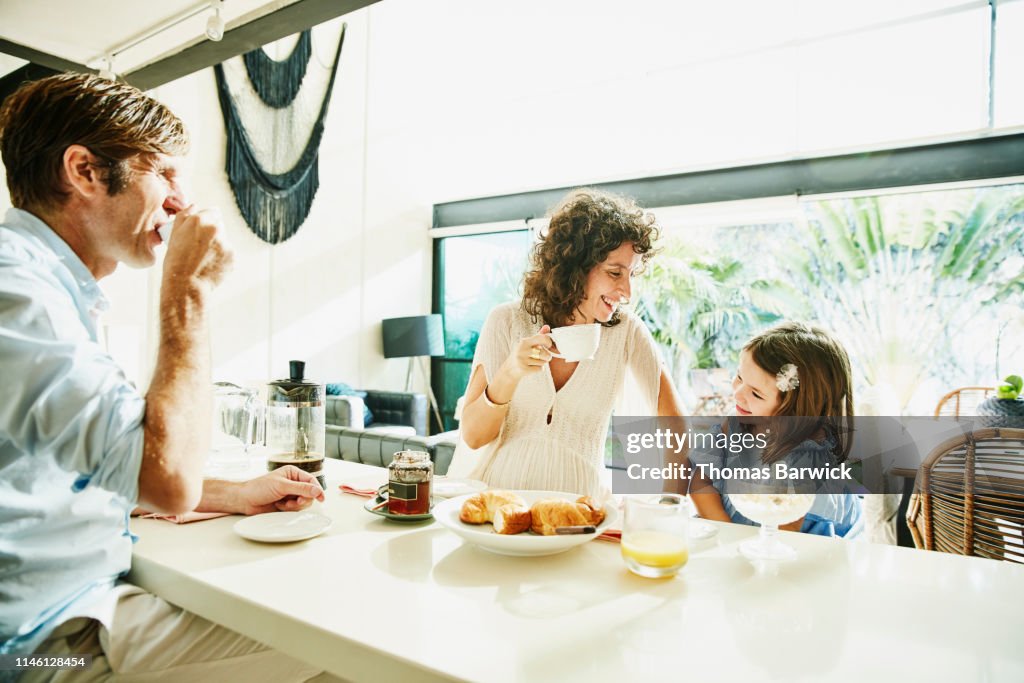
209,381,265,475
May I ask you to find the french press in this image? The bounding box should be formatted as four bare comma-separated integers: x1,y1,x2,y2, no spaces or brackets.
265,360,326,489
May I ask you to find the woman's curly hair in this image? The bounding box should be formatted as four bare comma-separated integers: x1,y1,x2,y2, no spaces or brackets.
522,188,660,328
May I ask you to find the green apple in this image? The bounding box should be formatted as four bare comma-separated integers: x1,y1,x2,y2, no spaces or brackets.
1004,374,1023,393
996,383,1019,400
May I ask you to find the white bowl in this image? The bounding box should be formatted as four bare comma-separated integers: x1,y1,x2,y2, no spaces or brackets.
433,490,617,557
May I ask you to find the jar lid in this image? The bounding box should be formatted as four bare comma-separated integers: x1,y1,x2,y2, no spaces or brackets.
391,450,430,464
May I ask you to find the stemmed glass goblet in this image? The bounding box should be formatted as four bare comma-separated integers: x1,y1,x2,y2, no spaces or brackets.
729,491,815,561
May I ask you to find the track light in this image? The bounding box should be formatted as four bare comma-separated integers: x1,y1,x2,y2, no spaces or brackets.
205,1,225,42
88,1,228,74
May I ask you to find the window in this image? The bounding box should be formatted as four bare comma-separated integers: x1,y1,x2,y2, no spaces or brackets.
432,230,532,430
637,182,1024,416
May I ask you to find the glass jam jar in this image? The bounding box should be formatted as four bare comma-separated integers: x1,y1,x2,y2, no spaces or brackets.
387,450,433,515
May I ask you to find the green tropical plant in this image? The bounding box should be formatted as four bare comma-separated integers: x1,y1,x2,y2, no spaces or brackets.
635,236,803,383
778,189,1024,412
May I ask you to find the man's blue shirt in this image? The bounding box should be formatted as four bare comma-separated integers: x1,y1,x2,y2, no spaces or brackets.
0,208,145,655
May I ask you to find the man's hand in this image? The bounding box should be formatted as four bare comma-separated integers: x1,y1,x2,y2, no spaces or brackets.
163,205,234,289
235,466,325,515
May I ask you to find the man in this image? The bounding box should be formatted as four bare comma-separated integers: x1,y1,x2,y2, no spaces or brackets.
0,73,325,680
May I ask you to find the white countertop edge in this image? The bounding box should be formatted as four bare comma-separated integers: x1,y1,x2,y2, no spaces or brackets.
128,556,463,683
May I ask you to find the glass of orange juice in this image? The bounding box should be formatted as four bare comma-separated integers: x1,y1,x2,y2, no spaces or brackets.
621,494,690,578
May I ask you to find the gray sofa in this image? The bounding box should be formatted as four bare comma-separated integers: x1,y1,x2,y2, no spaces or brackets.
325,425,458,475
324,393,457,475
326,392,428,435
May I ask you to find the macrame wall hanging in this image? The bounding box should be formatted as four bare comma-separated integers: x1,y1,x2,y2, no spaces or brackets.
214,23,346,244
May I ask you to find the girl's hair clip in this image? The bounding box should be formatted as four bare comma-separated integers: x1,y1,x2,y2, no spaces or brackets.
776,363,800,392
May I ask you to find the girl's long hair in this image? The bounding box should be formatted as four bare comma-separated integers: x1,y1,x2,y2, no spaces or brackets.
746,321,855,463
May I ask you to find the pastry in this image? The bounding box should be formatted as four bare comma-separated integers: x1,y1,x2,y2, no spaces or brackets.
529,496,606,535
459,490,527,525
493,504,532,534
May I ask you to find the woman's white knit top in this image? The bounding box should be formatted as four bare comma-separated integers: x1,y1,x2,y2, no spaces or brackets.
468,302,662,498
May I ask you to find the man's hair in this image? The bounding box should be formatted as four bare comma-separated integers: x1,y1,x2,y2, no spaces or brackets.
522,188,660,328
0,72,189,210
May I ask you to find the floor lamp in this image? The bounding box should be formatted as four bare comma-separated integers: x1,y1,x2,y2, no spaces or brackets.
382,314,445,433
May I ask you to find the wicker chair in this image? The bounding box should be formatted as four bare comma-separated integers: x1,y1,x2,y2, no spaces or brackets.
907,427,1024,563
933,387,994,417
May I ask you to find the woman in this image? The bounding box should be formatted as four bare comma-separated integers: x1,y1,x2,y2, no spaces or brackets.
460,188,685,498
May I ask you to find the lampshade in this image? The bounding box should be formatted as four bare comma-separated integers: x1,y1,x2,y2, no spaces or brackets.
382,314,445,358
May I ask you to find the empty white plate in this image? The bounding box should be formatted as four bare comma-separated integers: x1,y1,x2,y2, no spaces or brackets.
234,511,332,543
432,477,487,499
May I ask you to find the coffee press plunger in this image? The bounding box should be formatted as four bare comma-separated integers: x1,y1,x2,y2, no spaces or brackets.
265,360,326,489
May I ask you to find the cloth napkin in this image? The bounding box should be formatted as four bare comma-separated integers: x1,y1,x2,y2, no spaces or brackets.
142,511,232,524
338,483,379,498
597,528,622,543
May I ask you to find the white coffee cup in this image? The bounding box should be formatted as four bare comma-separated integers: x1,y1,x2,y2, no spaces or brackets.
548,324,601,362
157,223,173,244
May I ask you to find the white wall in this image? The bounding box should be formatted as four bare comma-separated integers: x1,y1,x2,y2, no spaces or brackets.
147,16,374,392
4,0,1021,396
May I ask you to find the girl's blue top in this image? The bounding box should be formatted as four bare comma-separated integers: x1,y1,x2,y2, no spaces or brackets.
689,422,863,538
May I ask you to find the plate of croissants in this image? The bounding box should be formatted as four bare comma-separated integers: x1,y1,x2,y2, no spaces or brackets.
433,489,617,556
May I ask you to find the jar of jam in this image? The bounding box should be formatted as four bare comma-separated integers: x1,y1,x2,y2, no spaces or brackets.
387,450,433,515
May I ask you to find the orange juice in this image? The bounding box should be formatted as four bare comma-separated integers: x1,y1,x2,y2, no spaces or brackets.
621,530,689,575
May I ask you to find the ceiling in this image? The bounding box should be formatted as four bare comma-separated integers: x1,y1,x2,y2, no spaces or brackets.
0,0,377,90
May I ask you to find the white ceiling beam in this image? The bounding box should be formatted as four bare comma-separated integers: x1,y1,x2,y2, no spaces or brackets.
125,0,379,90
0,38,88,73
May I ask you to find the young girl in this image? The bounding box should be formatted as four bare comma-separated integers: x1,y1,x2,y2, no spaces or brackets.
689,321,862,537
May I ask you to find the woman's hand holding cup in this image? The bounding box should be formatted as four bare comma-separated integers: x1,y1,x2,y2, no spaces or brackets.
504,325,557,380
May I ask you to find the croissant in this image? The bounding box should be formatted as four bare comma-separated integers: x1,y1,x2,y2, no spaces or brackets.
493,504,532,534
460,490,528,525
529,496,606,535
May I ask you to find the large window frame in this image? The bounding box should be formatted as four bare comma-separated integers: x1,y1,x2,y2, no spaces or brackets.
430,133,1024,427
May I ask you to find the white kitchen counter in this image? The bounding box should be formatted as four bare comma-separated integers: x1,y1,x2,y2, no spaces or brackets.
129,459,1024,682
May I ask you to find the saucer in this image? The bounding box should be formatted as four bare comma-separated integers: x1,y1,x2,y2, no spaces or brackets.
363,496,435,522
432,477,486,499
233,511,332,543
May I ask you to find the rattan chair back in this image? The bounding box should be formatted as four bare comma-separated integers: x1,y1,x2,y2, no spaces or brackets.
907,428,1024,563
933,387,994,417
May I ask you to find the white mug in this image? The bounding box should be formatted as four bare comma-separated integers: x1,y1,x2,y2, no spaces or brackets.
548,324,601,362
157,223,173,244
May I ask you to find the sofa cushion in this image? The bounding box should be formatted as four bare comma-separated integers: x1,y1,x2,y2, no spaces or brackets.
326,383,373,424
326,426,363,464
357,431,386,467
365,391,428,436
376,433,409,467
325,392,428,436
364,425,416,437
